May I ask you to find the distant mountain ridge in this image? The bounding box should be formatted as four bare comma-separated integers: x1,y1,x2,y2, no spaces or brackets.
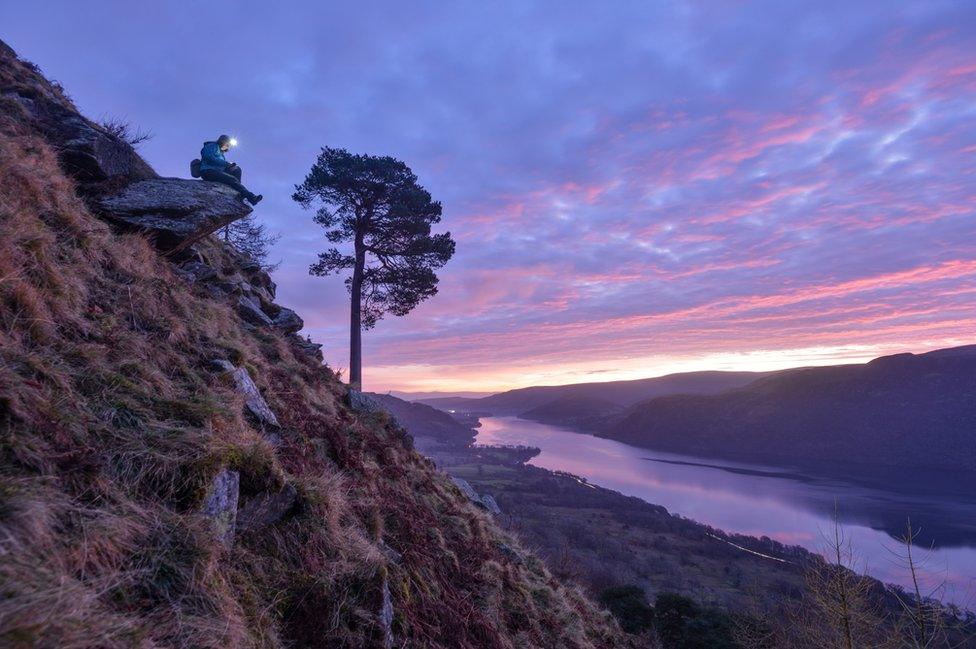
417,370,775,426
597,345,976,472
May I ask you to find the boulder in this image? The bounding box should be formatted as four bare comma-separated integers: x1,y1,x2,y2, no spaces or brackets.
291,335,323,361
450,476,480,503
236,484,298,534
96,178,252,253
240,259,262,274
449,476,501,515
215,272,249,295
201,469,240,547
212,359,280,429
251,285,277,311
236,295,274,327
273,307,304,334
178,260,219,284
57,113,156,186
251,270,277,298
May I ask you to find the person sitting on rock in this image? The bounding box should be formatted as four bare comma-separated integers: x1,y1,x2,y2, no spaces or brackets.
199,135,263,205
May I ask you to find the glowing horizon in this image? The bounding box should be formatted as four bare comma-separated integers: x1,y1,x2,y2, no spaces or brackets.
365,339,970,394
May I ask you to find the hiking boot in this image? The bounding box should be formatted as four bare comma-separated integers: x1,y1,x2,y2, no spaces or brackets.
236,191,249,202
248,193,264,206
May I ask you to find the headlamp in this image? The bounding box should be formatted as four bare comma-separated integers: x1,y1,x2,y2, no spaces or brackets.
229,138,238,147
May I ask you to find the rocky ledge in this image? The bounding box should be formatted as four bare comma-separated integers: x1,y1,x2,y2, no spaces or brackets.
96,178,253,254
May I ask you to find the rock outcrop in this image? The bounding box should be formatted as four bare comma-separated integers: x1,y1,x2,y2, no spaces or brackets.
236,294,275,327
171,244,314,355
347,388,382,413
211,359,281,430
272,307,304,335
201,469,240,547
450,476,503,515
0,40,155,190
480,493,502,516
97,178,253,253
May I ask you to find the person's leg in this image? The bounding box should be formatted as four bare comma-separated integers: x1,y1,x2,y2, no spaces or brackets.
228,165,262,204
201,168,250,197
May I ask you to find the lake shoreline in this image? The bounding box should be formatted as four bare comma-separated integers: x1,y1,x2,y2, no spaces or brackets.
456,415,976,611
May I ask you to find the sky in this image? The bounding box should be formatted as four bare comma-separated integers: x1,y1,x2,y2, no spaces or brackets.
3,1,974,394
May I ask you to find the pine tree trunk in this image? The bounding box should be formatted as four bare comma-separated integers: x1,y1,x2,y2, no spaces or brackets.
349,245,364,389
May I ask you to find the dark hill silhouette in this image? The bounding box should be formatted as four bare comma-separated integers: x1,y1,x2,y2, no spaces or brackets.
598,345,976,472
417,370,774,421
366,392,476,452
518,394,625,429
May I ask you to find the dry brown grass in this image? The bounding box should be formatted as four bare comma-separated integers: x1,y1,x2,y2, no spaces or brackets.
0,80,625,648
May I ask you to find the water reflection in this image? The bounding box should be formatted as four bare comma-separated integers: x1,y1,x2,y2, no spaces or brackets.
476,416,976,607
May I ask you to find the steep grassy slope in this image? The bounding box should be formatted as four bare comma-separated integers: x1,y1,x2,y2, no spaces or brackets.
0,43,624,648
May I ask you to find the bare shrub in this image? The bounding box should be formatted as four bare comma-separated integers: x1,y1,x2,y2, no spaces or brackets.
99,115,154,147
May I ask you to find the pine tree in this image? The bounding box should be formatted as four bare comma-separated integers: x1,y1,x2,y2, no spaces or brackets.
293,147,455,389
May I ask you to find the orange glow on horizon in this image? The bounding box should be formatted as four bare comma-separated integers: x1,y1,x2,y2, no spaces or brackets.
362,338,971,394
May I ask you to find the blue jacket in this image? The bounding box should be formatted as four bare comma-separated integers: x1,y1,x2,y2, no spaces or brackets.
200,141,229,173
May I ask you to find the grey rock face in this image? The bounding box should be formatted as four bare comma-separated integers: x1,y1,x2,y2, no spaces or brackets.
480,494,502,516
215,272,249,295
179,260,219,283
250,285,276,310
347,388,381,413
0,59,156,188
201,469,240,547
96,178,252,253
236,295,274,327
58,114,156,185
450,476,480,502
450,476,501,515
210,359,235,373
272,307,304,334
236,484,298,533
212,359,280,429
379,577,394,649
252,270,277,299
291,335,323,361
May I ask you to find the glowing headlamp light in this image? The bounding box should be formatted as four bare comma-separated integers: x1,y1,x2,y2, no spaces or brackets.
229,137,238,147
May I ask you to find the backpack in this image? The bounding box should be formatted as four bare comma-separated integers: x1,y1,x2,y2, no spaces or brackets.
190,158,202,178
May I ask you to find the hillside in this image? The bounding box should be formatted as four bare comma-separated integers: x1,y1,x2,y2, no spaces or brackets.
365,392,477,452
0,40,624,648
518,395,624,430
600,346,976,472
417,370,772,419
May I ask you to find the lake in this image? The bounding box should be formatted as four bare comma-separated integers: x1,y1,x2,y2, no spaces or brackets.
475,415,976,609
